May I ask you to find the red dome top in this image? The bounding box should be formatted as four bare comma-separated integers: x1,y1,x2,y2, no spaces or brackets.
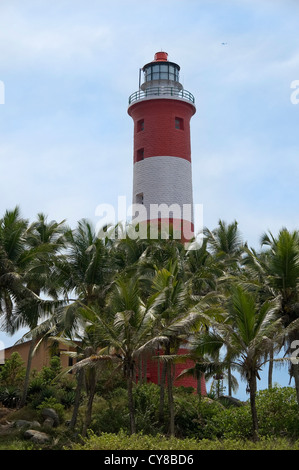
154,51,168,62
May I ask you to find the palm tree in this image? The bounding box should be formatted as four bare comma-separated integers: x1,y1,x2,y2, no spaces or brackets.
243,228,299,400
79,274,165,435
50,328,117,436
40,219,118,431
146,260,202,435
203,220,247,395
0,207,29,328
184,237,223,297
204,220,245,270
16,213,68,406
261,229,299,400
58,219,114,308
197,285,288,441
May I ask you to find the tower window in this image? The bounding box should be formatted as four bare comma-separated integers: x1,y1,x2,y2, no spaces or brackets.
136,148,144,162
137,119,144,132
136,193,144,205
175,117,184,130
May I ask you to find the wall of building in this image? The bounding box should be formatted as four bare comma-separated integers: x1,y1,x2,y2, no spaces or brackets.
3,340,74,372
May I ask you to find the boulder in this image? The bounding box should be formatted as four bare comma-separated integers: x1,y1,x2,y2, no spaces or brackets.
41,408,59,427
14,420,32,429
24,429,51,444
43,417,55,428
15,419,41,429
218,395,244,407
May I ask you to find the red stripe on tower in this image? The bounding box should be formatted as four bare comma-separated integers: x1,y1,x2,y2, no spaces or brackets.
128,52,196,242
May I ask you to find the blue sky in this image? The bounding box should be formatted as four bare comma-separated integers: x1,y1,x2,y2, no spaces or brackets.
0,0,299,399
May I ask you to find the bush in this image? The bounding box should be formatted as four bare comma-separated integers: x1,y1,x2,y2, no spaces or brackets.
88,388,128,434
37,396,65,423
256,386,299,438
28,383,57,409
202,386,299,440
0,352,25,387
0,385,22,408
38,356,62,385
133,383,163,435
70,430,299,450
173,392,202,438
205,400,252,439
27,358,76,410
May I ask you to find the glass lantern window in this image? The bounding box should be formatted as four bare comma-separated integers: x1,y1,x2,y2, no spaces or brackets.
143,63,179,83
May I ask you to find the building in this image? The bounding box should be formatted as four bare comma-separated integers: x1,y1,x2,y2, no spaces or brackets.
128,51,196,242
1,339,76,372
128,52,206,395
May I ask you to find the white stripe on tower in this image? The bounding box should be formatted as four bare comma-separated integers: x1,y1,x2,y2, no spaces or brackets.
133,156,193,223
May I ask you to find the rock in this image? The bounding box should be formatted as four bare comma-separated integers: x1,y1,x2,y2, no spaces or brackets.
43,417,54,428
14,420,32,429
41,408,59,427
219,395,244,407
31,421,41,428
24,429,51,444
14,419,41,429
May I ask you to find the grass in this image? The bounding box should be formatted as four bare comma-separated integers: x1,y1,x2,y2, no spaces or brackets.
69,430,299,451
1,425,299,450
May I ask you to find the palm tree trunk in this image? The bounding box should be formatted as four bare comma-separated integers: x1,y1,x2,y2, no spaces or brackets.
69,368,84,430
268,346,273,389
292,363,299,406
159,363,166,425
167,361,175,436
82,370,96,437
20,339,35,407
157,348,160,385
227,364,232,396
248,374,259,441
127,370,136,434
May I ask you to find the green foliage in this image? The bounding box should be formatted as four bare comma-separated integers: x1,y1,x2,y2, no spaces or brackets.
173,391,203,438
203,387,299,440
133,383,163,434
89,389,129,434
0,352,26,387
38,356,62,385
26,356,76,409
255,386,299,437
0,385,22,408
70,430,299,451
205,400,252,439
37,396,65,423
0,352,25,407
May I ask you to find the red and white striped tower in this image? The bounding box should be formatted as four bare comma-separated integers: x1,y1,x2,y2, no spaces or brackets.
128,51,196,241
128,53,206,394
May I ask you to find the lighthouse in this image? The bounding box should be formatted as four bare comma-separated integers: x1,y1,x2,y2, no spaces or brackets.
128,52,196,241
127,53,206,394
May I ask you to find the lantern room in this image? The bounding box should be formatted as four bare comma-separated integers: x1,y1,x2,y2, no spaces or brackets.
140,51,182,91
